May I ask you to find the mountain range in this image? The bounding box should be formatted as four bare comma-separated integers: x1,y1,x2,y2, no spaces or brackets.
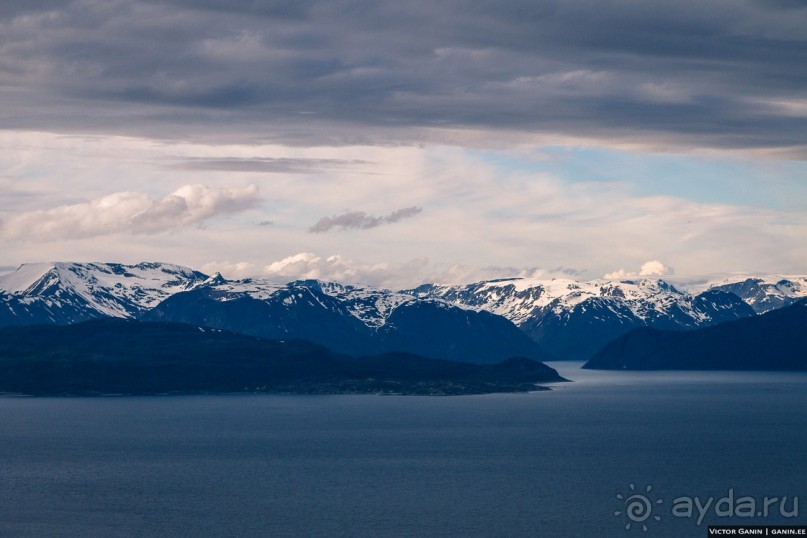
1,262,804,363
407,277,802,359
0,262,546,363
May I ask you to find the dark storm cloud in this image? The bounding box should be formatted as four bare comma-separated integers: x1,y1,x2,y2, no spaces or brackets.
170,157,368,173
310,207,422,233
1,0,806,151
150,0,314,18
0,0,72,17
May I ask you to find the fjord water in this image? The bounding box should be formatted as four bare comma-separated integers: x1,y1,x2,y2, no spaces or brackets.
1,363,805,537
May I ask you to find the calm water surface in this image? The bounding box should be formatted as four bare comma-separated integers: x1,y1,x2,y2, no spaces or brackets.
1,362,805,537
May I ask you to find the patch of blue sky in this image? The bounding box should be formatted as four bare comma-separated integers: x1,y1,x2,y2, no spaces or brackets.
468,147,807,212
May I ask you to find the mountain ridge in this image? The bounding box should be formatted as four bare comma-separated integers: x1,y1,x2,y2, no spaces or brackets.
1,262,804,362
143,279,548,363
0,261,207,323
405,277,763,359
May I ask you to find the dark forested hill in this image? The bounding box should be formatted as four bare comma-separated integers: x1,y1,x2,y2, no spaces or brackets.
584,300,807,370
0,319,565,395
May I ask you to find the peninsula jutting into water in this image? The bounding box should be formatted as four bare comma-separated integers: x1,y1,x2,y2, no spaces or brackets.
0,319,566,396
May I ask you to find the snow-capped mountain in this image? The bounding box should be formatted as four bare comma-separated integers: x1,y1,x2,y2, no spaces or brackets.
406,277,756,360
158,275,418,329
0,261,802,362
295,280,420,328
143,276,548,363
706,276,807,314
0,262,207,325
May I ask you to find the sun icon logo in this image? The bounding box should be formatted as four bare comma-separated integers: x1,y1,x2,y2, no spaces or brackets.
614,483,663,531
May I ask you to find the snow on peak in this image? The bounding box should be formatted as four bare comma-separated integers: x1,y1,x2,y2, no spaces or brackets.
291,279,416,328
1,261,802,328
409,276,707,325
705,275,807,313
202,277,286,301
0,261,208,317
190,276,418,327
0,263,58,294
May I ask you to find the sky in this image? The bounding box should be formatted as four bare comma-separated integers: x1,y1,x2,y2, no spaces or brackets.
0,0,805,288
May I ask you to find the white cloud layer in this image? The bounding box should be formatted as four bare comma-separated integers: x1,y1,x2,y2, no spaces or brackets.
604,260,675,280
0,133,804,282
262,253,427,288
202,252,582,290
0,184,259,241
201,260,258,280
